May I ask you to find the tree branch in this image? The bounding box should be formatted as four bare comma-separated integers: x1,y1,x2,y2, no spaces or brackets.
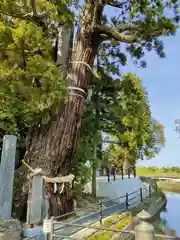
92,2,103,27
96,25,137,43
30,0,38,16
116,23,139,33
106,0,128,8
0,10,46,25
97,24,174,43
102,140,122,145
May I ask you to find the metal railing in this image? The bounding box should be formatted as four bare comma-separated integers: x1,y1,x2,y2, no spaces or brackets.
54,183,155,220
155,234,178,239
50,214,178,240
50,219,178,240
47,184,156,239
23,236,42,240
53,222,135,240
24,182,179,240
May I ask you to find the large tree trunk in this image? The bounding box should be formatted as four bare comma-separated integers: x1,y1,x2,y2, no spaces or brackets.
25,41,98,175
18,1,103,219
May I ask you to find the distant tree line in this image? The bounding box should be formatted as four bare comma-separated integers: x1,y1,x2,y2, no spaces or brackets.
137,166,180,174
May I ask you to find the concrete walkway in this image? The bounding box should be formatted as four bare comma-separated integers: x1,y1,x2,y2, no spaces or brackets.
53,201,126,239
23,200,126,240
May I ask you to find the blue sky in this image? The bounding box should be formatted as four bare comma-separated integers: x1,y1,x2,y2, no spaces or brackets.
122,30,180,167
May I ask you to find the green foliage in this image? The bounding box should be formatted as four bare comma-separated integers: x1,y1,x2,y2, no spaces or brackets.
104,73,165,169
0,0,75,139
72,97,103,178
73,165,91,194
137,166,180,177
73,69,166,178
157,181,180,193
101,0,179,74
88,214,130,240
139,166,180,174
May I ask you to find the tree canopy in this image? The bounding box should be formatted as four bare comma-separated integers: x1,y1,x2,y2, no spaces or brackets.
0,1,74,140
72,68,166,179
0,0,176,171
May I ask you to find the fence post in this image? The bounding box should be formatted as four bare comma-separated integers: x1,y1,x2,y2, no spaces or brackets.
43,217,53,240
120,166,124,179
128,168,130,179
50,217,54,240
99,200,103,226
29,169,44,225
149,185,152,198
155,182,158,192
135,210,155,240
112,168,116,181
107,168,110,182
140,188,143,203
125,193,129,209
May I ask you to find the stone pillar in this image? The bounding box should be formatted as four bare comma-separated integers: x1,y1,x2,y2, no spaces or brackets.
0,135,17,220
135,210,155,240
0,135,21,239
29,169,44,225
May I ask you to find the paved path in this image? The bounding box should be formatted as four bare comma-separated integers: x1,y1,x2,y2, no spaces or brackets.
53,201,126,239
53,192,151,239
23,185,151,239
23,197,141,239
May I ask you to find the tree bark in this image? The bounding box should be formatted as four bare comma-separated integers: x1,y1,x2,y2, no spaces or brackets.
19,1,103,218
25,41,98,175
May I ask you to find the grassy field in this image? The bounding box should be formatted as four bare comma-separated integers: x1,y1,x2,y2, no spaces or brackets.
157,181,180,193
136,167,180,193
136,166,180,178
88,213,131,240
